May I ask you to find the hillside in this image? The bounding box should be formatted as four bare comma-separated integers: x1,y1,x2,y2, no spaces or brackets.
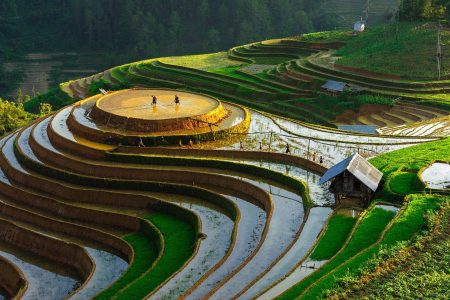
322,0,399,27
0,17,448,300
38,21,450,137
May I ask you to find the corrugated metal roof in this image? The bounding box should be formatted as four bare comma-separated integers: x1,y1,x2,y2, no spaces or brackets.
319,153,383,191
321,80,347,92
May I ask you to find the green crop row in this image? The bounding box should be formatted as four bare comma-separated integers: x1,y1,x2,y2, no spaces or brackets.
94,221,161,299
278,205,396,299
303,195,448,299
306,58,450,90
114,213,196,299
309,213,357,260
370,138,450,201
329,201,449,299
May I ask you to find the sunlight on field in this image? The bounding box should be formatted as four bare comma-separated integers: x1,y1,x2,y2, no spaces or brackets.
159,52,242,70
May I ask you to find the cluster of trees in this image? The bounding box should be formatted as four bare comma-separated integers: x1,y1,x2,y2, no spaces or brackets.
0,0,330,60
0,98,37,136
401,0,450,20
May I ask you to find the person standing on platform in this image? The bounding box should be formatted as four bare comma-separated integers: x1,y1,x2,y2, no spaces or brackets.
152,95,157,105
175,95,180,105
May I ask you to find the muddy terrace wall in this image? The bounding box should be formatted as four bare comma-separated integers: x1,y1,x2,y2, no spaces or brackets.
22,139,269,215
0,218,93,280
106,153,312,207
0,200,133,262
118,147,327,174
47,116,106,159
0,256,26,298
0,152,141,232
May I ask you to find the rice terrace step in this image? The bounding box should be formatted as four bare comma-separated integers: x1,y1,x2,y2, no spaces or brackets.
1,2,449,299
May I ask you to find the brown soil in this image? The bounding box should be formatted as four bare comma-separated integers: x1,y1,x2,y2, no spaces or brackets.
334,64,402,80
285,70,313,82
335,110,357,123
358,104,389,115
335,104,389,124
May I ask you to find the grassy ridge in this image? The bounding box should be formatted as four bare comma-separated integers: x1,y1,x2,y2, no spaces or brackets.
115,213,195,299
94,212,195,299
329,201,450,299
309,214,357,260
278,207,396,299
94,231,159,299
303,195,444,299
280,139,450,299
370,138,450,201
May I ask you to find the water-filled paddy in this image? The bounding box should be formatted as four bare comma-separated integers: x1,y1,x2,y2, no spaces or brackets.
421,162,450,189
0,245,80,300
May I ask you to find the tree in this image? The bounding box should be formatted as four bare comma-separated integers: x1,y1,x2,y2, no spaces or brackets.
0,98,35,136
204,27,221,52
39,102,52,116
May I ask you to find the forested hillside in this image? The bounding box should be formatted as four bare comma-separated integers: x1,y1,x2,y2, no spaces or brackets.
0,0,327,59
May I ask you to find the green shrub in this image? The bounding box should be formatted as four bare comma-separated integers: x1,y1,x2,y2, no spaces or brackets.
0,98,35,136
87,78,130,96
24,87,73,113
389,172,424,195
353,94,394,106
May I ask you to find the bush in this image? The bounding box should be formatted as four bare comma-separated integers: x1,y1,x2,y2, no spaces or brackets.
24,87,73,113
39,103,52,116
0,98,35,136
353,94,395,106
88,78,130,96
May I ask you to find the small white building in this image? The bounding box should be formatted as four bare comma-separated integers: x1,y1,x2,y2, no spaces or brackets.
353,21,365,32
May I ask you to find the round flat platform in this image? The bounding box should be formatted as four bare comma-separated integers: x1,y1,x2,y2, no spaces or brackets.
97,89,220,120
90,89,228,132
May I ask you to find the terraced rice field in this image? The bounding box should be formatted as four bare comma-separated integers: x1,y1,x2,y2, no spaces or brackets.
5,26,449,299
64,33,450,137
0,82,444,299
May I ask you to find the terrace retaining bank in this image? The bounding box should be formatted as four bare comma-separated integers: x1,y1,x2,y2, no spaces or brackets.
0,256,26,299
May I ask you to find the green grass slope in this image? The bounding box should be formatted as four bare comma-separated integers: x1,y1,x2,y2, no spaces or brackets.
328,201,450,300
278,206,397,299
337,23,450,79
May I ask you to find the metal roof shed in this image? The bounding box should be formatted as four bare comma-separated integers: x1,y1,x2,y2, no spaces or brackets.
319,153,383,206
321,80,348,93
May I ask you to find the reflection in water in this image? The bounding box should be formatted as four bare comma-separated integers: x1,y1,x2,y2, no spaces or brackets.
337,208,362,218
0,249,79,300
